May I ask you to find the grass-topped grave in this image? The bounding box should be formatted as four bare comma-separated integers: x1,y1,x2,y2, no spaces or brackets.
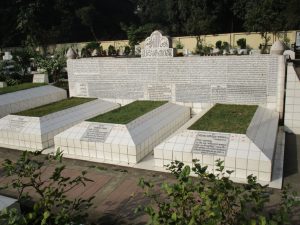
55,101,190,164
88,100,167,124
0,98,119,151
188,104,258,134
0,83,46,95
15,97,96,117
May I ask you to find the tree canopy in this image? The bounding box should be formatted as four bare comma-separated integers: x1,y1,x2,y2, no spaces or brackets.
0,0,299,48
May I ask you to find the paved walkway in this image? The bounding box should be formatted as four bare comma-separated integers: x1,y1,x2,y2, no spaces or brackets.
0,131,300,224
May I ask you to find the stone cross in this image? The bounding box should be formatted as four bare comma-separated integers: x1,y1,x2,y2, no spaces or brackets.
141,30,174,58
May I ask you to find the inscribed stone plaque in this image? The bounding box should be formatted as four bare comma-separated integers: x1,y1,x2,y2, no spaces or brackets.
81,124,113,142
9,117,30,132
211,85,227,102
192,132,230,156
146,84,173,100
76,83,89,97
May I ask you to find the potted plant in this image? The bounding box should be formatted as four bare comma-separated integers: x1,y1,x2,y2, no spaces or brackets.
237,38,248,55
108,45,117,56
175,41,185,56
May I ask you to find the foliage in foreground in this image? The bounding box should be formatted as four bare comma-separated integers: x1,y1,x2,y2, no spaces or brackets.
138,160,299,225
0,150,94,225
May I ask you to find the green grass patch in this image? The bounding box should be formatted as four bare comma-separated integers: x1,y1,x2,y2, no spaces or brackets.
88,100,167,124
188,104,258,134
0,83,46,95
15,97,96,117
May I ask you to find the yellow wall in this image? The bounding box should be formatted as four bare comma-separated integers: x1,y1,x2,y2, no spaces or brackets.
46,30,298,54
173,31,298,52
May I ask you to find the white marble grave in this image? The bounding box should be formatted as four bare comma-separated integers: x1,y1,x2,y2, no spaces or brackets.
54,102,190,164
0,99,119,151
154,106,279,183
0,85,67,118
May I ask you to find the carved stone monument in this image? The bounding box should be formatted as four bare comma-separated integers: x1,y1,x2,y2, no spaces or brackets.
141,30,174,58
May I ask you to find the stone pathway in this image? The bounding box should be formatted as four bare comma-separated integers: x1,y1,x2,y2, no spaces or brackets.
0,133,300,224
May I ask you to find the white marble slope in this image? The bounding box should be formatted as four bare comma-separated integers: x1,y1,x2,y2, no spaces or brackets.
154,106,279,183
0,99,119,151
54,102,190,164
0,85,67,118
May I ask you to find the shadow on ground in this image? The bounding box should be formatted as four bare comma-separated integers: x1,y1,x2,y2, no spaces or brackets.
284,133,299,177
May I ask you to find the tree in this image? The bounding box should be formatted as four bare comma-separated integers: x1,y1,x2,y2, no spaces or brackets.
233,0,287,52
0,149,94,225
76,5,98,41
284,0,300,31
137,160,299,224
121,23,158,54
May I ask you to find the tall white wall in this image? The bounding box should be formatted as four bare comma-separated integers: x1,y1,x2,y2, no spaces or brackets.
284,63,300,134
67,55,285,114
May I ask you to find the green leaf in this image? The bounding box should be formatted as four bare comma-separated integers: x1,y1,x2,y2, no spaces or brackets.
41,211,50,225
171,212,177,221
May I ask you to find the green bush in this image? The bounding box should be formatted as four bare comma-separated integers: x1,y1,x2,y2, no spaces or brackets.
37,50,66,82
124,46,131,56
80,42,102,57
108,45,116,56
0,60,23,86
0,149,94,225
237,38,247,49
215,40,222,49
175,41,184,49
12,48,36,76
137,160,299,225
222,41,230,51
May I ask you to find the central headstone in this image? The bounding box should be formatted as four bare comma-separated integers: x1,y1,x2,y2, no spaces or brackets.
141,30,174,58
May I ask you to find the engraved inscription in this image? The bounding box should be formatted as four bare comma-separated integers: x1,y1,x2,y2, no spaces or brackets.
9,117,30,132
192,132,230,156
211,85,227,102
141,30,174,58
146,84,173,100
76,83,89,97
81,124,113,142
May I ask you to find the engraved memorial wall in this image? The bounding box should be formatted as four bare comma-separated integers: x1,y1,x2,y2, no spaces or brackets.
68,55,285,113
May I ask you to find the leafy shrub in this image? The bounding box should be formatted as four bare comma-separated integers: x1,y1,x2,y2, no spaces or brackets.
81,41,102,57
222,41,230,52
195,37,213,55
0,60,22,86
215,40,222,49
124,46,131,56
0,149,94,225
175,41,184,49
237,38,247,49
108,45,117,56
37,50,66,82
137,160,299,225
12,48,37,76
